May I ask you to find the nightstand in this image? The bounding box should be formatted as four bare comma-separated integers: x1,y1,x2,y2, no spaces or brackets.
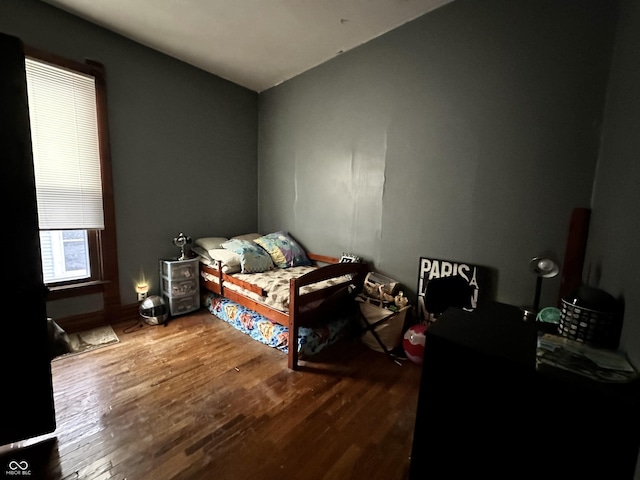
159,257,200,317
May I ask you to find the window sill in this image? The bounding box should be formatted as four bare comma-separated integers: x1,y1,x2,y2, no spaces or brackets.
46,280,109,301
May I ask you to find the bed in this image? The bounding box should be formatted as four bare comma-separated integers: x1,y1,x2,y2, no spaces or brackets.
194,232,369,370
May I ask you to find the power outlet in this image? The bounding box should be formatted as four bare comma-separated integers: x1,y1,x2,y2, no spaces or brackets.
137,291,148,302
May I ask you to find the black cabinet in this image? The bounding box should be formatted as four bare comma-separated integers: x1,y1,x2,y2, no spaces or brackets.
409,302,640,480
0,32,56,446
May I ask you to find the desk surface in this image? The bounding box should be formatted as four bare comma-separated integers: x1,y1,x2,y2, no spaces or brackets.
426,301,538,370
427,301,640,400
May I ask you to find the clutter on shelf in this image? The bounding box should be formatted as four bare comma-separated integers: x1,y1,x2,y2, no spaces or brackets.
361,271,407,310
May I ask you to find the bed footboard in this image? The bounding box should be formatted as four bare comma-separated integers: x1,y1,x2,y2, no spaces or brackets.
288,261,369,369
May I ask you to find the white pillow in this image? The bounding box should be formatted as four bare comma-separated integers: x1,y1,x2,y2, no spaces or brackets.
208,248,242,274
191,245,212,261
195,237,229,251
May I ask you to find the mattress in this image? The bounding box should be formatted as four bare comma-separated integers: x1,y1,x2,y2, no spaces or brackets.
201,261,353,314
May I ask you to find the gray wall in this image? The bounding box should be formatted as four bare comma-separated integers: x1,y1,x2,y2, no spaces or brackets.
0,0,258,310
586,0,640,372
260,2,639,472
258,0,616,312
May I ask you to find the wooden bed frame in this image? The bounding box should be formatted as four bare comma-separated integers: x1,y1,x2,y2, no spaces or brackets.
200,253,369,370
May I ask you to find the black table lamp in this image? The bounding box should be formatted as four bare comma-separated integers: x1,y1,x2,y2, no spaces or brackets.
522,256,559,321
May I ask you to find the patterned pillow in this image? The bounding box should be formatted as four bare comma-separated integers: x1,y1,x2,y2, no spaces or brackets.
221,239,274,273
254,231,313,269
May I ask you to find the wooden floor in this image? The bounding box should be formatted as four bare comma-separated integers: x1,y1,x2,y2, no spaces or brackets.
3,309,423,480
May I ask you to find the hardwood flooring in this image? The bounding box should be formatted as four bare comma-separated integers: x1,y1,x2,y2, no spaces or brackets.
2,309,423,480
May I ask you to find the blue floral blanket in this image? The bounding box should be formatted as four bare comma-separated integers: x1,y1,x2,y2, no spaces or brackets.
202,291,350,357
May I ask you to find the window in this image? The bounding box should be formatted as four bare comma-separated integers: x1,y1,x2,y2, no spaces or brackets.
25,56,103,285
40,230,90,283
23,47,119,307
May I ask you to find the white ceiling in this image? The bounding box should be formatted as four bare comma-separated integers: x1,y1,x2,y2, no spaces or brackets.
43,0,453,92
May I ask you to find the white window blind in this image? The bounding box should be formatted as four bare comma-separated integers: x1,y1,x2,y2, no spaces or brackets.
24,57,105,230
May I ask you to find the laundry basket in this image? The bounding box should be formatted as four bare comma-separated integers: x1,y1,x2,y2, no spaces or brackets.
359,301,410,353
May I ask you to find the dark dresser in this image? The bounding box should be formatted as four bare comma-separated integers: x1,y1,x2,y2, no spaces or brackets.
409,302,640,479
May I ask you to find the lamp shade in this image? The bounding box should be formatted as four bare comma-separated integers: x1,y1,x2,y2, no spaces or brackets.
529,257,559,278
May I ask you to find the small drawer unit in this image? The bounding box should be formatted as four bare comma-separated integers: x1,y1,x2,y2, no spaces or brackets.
159,257,200,316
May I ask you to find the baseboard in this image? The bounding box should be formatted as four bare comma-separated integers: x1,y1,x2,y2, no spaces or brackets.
55,303,141,333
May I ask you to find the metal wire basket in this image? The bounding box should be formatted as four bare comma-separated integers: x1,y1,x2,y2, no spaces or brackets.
558,286,620,348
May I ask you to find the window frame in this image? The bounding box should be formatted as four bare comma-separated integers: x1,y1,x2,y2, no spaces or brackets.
41,229,102,288
24,46,120,311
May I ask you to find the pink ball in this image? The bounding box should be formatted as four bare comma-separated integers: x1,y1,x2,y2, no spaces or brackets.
403,323,427,364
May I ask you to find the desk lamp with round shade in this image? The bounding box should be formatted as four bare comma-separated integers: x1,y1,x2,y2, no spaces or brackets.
522,256,560,321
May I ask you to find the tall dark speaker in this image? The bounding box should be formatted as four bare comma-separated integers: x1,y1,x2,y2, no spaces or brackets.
0,32,56,445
